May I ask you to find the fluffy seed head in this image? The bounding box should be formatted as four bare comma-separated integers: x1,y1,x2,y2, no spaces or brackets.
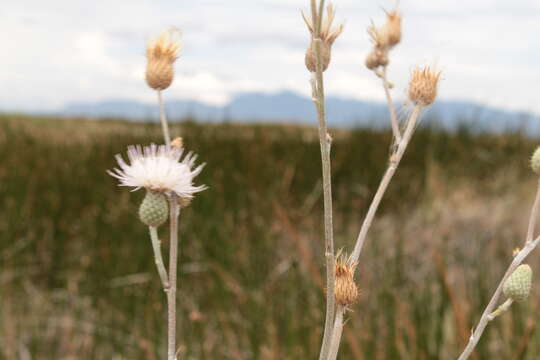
145,28,181,90
334,259,359,306
531,146,540,174
503,264,532,302
302,4,344,72
408,66,442,106
139,190,169,227
108,144,207,199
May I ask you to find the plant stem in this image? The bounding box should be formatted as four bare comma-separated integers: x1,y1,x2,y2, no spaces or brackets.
487,298,513,321
149,226,170,289
457,183,540,360
526,179,540,243
325,106,421,359
349,105,421,264
309,2,334,359
157,90,171,147
327,305,345,360
167,195,181,360
380,66,401,143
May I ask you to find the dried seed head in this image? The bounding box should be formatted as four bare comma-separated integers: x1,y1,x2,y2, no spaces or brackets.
305,41,332,72
384,10,401,48
531,146,540,174
503,264,532,302
408,66,441,107
145,28,181,91
302,4,344,72
365,48,389,70
334,259,359,306
171,137,184,149
367,9,401,51
139,190,169,227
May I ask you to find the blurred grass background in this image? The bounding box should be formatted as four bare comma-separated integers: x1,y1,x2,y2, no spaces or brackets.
1,114,540,359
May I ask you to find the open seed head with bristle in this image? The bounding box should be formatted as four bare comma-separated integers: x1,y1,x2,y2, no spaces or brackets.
334,256,359,307
367,9,401,51
302,4,344,72
145,28,182,90
408,66,442,107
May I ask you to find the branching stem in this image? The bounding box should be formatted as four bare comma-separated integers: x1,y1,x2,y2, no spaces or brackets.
380,66,401,143
457,183,540,360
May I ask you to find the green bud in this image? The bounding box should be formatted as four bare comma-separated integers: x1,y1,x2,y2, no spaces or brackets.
503,264,532,302
531,146,540,174
139,191,169,227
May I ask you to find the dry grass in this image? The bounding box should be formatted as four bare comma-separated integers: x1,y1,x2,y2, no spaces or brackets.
1,114,539,359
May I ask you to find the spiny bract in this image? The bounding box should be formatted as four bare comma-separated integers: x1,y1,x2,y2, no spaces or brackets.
139,191,169,227
503,264,532,302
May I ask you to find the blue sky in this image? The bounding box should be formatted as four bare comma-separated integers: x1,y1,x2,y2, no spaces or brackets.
1,0,540,114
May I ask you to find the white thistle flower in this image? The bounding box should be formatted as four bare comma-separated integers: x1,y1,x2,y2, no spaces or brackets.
108,144,207,198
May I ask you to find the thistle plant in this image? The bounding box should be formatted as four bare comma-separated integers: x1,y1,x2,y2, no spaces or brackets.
303,2,440,359
456,148,540,360
108,29,207,360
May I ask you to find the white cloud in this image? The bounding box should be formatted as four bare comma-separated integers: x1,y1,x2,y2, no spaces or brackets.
0,0,539,115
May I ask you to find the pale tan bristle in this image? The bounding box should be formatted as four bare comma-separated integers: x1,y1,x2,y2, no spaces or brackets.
408,66,442,107
384,10,401,47
145,28,182,90
334,257,359,306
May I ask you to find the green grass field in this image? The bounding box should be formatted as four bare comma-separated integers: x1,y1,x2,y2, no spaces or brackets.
1,114,540,359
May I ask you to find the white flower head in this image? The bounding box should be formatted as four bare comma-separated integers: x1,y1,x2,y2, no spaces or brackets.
108,144,207,198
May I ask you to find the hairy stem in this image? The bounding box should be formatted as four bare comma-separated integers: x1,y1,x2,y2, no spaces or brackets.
457,183,540,360
149,226,170,289
167,196,181,360
157,90,171,147
380,66,401,143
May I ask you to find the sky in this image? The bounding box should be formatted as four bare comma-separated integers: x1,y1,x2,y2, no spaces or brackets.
1,0,540,114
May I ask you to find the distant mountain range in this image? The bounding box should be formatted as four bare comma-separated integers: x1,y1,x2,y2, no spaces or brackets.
60,91,540,133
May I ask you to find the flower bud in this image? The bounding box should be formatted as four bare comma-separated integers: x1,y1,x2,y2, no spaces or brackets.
531,146,540,174
503,264,532,302
139,191,169,227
